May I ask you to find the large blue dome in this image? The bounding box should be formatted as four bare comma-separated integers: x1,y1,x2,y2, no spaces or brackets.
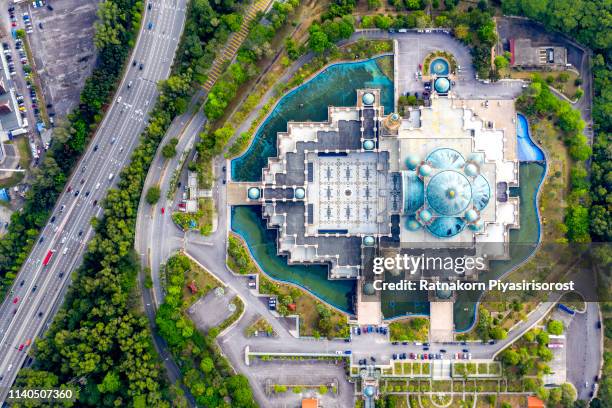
426,171,472,216
364,385,376,397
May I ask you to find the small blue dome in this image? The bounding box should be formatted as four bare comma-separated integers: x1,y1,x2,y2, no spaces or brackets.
364,385,376,397
434,77,451,93
419,164,432,177
469,219,485,231
363,236,375,246
391,113,399,121
467,153,484,164
247,187,260,200
363,282,376,296
419,209,432,223
465,163,479,177
406,154,420,170
436,288,453,299
362,92,375,105
294,187,305,199
406,217,421,231
363,140,375,150
465,208,479,222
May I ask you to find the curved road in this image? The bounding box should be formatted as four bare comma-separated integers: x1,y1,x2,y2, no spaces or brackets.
0,0,187,401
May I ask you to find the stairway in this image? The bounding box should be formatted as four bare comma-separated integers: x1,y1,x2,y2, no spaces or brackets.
203,0,270,92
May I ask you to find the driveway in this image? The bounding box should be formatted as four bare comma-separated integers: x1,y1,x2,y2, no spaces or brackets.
394,32,524,101
566,302,602,400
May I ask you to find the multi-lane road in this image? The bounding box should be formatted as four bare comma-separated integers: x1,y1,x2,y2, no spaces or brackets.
0,0,186,400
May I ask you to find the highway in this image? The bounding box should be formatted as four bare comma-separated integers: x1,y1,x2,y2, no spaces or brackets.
0,0,186,400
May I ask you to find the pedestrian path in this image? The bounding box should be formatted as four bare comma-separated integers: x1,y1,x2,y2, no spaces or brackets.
203,0,270,92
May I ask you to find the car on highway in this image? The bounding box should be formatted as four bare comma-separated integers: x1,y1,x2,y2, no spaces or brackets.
93,145,99,151
19,280,24,287
147,2,151,9
18,344,24,351
12,297,19,304
161,207,165,214
50,216,56,223
139,63,144,70
32,285,37,292
147,21,153,29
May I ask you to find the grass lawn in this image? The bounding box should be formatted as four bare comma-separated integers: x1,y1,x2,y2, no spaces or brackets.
181,258,223,306
510,69,581,100
389,318,429,342
197,197,214,236
245,316,275,337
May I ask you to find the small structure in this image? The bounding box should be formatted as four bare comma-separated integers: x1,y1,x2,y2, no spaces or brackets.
301,398,319,408
510,38,567,67
527,396,545,408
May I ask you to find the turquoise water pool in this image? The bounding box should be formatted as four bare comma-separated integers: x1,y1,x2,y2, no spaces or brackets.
231,56,394,182
517,113,545,161
231,206,355,313
430,57,450,76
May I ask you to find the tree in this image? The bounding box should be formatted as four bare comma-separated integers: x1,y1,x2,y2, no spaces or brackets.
454,24,469,41
565,204,591,242
494,55,509,70
490,327,508,340
501,403,512,408
162,138,179,158
98,371,121,394
308,25,329,53
502,349,520,365
561,383,577,405
547,320,564,335
200,357,214,373
374,15,393,29
319,385,328,394
146,186,161,205
536,330,549,345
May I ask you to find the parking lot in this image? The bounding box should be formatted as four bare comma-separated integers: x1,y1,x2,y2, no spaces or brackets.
27,0,99,117
249,359,352,408
188,287,235,331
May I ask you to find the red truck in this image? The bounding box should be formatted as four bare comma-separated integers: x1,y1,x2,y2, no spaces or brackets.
42,250,55,266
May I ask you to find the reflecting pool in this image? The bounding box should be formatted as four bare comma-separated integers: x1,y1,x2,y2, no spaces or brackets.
231,206,355,313
517,113,545,161
232,56,394,182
